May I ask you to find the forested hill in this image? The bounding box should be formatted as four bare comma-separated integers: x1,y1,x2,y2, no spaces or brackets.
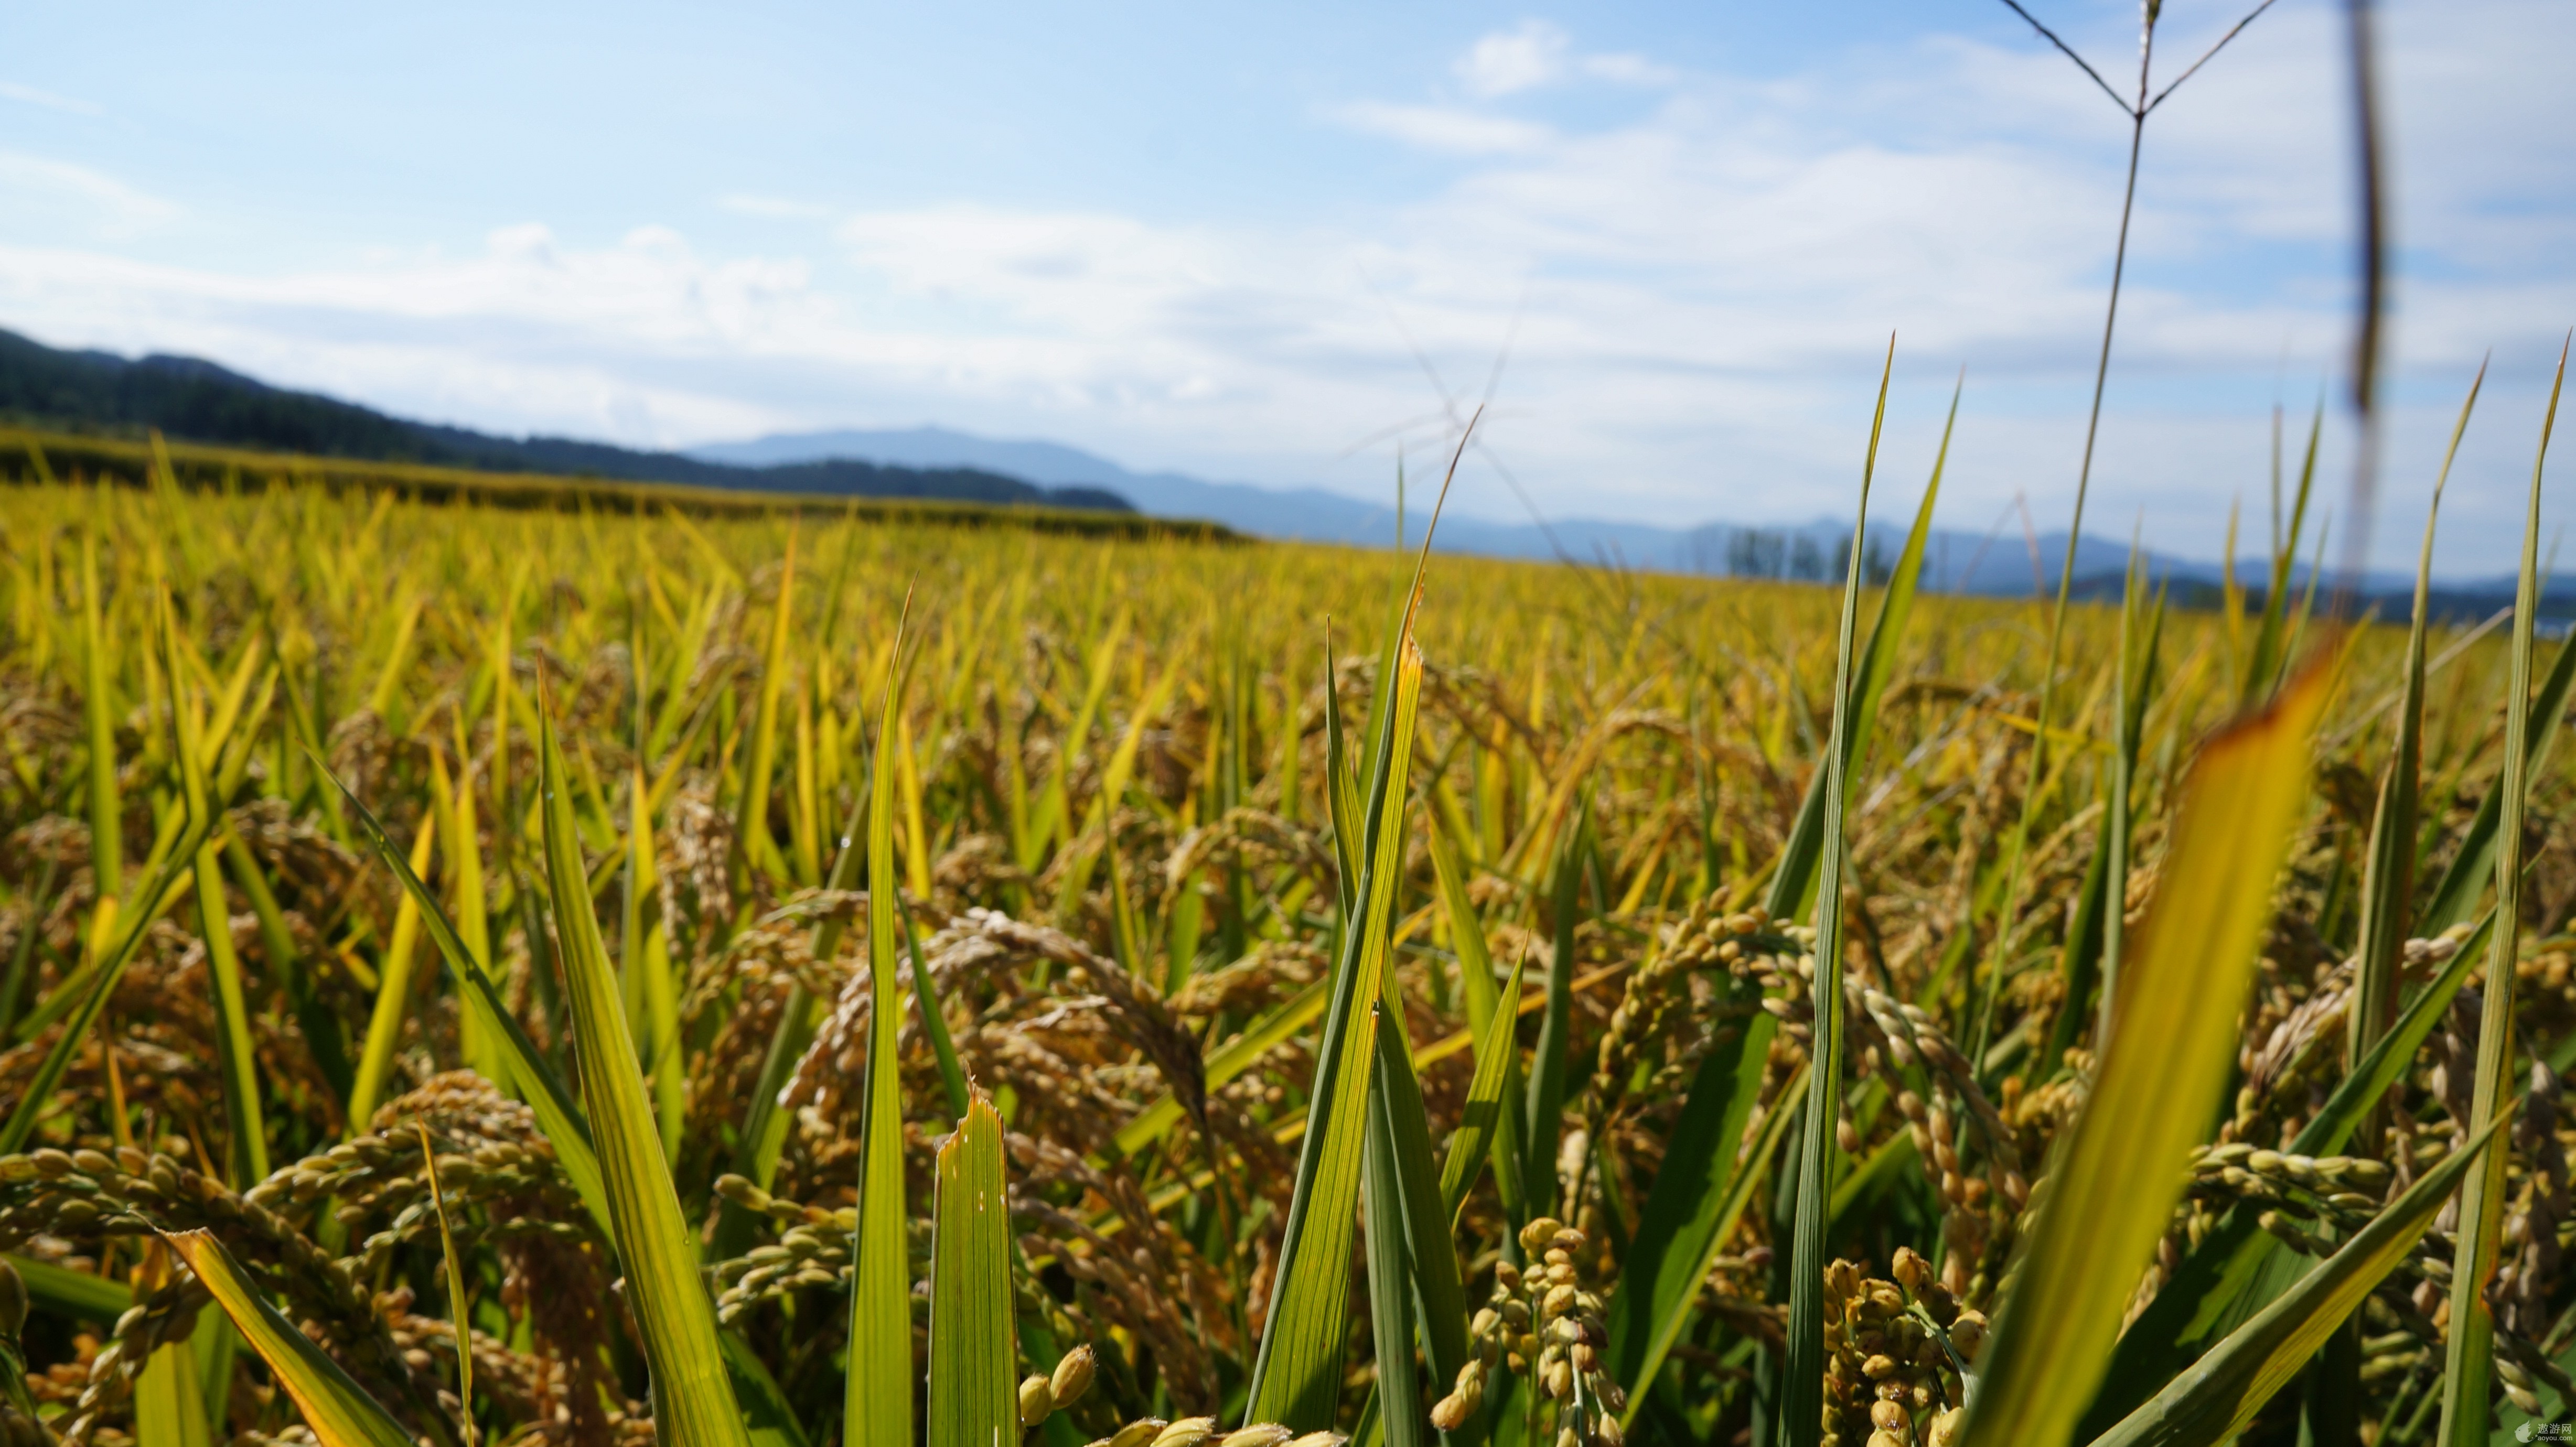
0,328,1133,512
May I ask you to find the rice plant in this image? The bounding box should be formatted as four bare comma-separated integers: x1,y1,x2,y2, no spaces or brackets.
0,340,2566,1447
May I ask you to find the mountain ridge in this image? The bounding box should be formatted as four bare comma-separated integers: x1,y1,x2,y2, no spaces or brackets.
0,328,1136,513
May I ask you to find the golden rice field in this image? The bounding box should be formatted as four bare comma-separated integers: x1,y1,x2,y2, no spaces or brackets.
0,428,2567,1447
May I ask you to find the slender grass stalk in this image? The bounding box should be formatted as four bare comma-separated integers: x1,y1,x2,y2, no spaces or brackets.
1979,0,2281,1065
1774,338,1886,1447
846,589,917,1447
2436,334,2565,1445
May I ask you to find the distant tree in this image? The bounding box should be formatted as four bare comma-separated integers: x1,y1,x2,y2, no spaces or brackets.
1729,528,1787,579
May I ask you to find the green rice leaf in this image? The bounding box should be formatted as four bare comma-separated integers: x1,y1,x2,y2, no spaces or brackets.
325,762,610,1236
2349,364,2482,1082
134,1308,209,1447
1246,636,1422,1430
2419,625,2576,936
1605,987,1780,1408
2436,333,2564,1445
1371,984,1474,1443
1437,951,1528,1223
1780,338,1892,1447
846,598,917,1447
928,1094,1017,1447
1762,365,1948,923
6,1252,128,1325
0,599,216,1156
2076,908,2493,1435
2241,402,2322,708
165,1229,415,1447
1963,662,2332,1446
1361,1033,1428,1447
415,1124,476,1447
540,698,752,1447
1521,816,1585,1217
2089,1111,2512,1447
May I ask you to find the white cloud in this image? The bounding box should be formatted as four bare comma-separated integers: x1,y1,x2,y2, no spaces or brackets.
0,153,175,240
1328,102,1553,156
0,82,101,116
1454,20,1570,98
1580,53,1677,88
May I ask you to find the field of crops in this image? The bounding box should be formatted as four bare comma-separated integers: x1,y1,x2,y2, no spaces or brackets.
0,392,2567,1447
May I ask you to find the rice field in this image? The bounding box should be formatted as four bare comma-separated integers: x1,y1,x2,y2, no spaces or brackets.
0,397,2567,1447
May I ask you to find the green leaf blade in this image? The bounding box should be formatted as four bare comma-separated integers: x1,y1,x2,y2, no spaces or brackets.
929,1094,1017,1447
539,703,752,1447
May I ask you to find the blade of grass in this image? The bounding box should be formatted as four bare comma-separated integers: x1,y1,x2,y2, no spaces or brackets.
714,782,868,1259
2092,1111,2512,1446
223,832,352,1105
2419,620,2576,935
1371,981,1475,1446
1438,952,1529,1223
165,1229,415,1447
1428,814,1523,1219
415,1122,475,1447
732,534,796,894
2242,402,2322,707
539,694,753,1447
1606,981,1780,1408
1762,364,1946,924
193,841,266,1186
165,598,266,1189
928,1094,1016,1447
134,1244,210,1447
1246,639,1421,1429
2048,544,2160,1066
897,893,972,1120
2349,363,2480,1083
347,813,436,1133
1362,1023,1429,1447
1780,338,1891,1447
846,591,916,1447
2076,906,2495,1434
2435,332,2563,1446
1,607,216,1154
7,1252,127,1324
325,763,609,1235
1522,814,1586,1217
1961,661,2332,1446
81,531,121,914
1248,443,1465,1426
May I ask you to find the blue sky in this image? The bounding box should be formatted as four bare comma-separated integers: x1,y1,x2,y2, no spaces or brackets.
2,1,2569,575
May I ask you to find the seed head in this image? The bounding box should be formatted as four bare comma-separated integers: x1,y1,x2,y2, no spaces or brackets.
1107,1419,1167,1447
1018,1375,1054,1428
1050,1345,1098,1410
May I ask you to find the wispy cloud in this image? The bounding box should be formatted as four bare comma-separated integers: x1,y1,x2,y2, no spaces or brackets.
0,82,101,116
1454,20,1570,98
1327,102,1553,156
1450,21,1676,97
0,153,176,240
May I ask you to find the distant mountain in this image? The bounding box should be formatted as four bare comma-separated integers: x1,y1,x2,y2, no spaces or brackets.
696,425,2570,623
0,328,1134,512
